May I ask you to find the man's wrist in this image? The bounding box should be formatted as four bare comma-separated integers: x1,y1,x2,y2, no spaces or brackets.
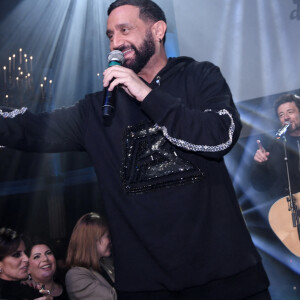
137,86,152,102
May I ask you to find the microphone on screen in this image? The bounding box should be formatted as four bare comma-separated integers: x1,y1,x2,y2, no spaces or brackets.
275,121,290,139
102,50,125,119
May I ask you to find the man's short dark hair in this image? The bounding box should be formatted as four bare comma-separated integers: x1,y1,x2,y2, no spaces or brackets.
274,93,300,116
107,0,167,43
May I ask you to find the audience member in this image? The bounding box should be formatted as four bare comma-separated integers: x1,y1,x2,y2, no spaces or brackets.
0,227,51,300
65,212,116,300
27,240,69,299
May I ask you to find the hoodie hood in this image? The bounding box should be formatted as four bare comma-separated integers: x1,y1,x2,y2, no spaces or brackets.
149,56,196,88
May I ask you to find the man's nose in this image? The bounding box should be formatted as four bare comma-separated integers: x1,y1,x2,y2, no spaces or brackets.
111,34,124,50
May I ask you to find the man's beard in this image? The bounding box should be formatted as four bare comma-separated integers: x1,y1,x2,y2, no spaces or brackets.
290,121,300,132
119,29,155,73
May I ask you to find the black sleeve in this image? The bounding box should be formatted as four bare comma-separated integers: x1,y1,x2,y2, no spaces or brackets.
250,162,275,192
0,98,90,153
141,61,242,159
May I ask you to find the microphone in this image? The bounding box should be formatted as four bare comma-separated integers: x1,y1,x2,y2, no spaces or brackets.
102,50,125,118
275,121,290,139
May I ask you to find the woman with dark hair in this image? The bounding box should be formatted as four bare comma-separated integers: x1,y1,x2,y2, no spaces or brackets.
26,240,69,299
0,227,51,300
65,212,116,300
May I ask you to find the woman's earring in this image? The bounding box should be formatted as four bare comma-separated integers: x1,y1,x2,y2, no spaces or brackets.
28,274,32,280
159,38,162,43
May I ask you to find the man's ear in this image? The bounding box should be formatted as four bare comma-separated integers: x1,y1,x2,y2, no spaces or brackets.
152,20,167,43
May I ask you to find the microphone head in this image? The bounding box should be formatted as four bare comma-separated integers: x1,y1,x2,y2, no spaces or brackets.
275,121,291,139
108,50,125,65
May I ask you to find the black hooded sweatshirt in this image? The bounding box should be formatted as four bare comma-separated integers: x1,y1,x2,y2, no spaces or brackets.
0,57,269,297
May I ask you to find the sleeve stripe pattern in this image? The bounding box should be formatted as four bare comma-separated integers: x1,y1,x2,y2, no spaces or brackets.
0,107,28,118
154,109,235,152
0,107,28,148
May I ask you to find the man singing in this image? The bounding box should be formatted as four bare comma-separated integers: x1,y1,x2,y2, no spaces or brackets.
0,0,270,299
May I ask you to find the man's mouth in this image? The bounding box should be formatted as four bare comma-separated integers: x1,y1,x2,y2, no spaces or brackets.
122,48,134,57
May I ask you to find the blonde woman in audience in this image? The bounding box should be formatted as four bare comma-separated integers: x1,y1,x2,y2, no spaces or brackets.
65,212,116,300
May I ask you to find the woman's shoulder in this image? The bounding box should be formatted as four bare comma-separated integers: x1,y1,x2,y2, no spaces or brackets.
0,278,37,299
66,266,110,285
65,267,116,300
66,266,92,278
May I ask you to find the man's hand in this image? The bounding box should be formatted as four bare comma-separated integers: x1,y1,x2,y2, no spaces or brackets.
254,140,270,163
103,65,152,102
